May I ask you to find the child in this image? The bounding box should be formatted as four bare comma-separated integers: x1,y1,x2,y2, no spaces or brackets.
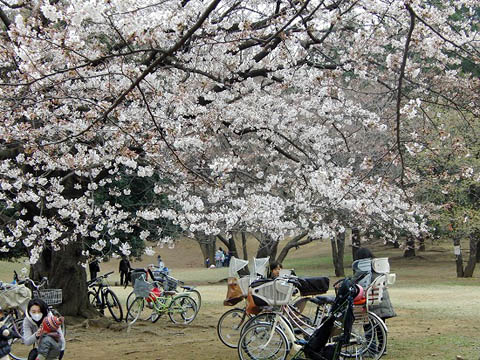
0,313,20,360
36,314,64,360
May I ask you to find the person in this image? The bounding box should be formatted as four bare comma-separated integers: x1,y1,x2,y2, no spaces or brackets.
205,257,210,268
88,259,100,281
353,247,396,354
119,256,131,286
35,314,64,360
215,248,225,268
268,261,283,279
22,299,65,360
0,317,20,360
157,255,165,270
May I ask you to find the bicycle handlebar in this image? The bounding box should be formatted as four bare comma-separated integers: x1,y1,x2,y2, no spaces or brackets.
17,276,49,290
87,271,115,287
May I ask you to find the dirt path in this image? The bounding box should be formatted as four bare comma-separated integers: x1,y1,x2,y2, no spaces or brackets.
66,305,235,360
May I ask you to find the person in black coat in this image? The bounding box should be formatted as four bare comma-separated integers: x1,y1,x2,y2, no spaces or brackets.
88,259,100,281
119,256,131,286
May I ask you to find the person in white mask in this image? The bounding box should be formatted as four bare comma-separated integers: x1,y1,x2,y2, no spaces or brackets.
23,299,65,359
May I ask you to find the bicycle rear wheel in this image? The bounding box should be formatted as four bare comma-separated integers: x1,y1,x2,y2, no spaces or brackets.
217,308,249,348
341,312,387,359
104,289,123,322
238,322,289,360
168,294,198,324
186,288,202,311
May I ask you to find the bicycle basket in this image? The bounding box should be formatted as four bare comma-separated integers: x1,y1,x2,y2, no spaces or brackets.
33,289,62,306
250,278,294,306
130,269,148,287
133,279,153,298
0,284,32,310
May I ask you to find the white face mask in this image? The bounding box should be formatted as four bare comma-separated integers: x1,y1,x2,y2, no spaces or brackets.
30,313,43,322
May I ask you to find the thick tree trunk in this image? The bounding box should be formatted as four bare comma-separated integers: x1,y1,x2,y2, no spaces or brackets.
351,228,361,260
418,235,426,252
464,231,479,277
30,242,96,318
403,238,416,257
453,236,464,278
197,233,216,267
476,240,480,263
331,234,345,277
255,234,278,260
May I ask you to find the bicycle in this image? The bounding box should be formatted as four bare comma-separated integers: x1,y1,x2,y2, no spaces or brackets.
126,267,202,312
238,275,387,360
3,276,65,360
87,271,123,322
217,256,273,348
126,275,198,325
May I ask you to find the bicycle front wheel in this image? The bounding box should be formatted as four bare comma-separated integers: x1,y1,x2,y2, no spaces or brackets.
238,322,289,360
104,289,123,322
126,297,146,325
168,294,198,325
341,312,387,359
217,308,249,348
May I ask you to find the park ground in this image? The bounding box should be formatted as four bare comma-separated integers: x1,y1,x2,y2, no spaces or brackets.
2,238,479,359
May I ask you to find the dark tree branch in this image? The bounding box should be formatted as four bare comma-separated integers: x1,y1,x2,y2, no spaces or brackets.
395,4,415,194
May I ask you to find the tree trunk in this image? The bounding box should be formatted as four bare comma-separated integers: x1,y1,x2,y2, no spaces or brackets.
331,234,345,277
197,233,216,267
453,236,464,278
464,231,479,277
418,235,426,252
476,240,480,263
255,234,278,260
351,228,361,260
276,231,310,264
241,232,248,260
30,242,96,318
403,238,416,257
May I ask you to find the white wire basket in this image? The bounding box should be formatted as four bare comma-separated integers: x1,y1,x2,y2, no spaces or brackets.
34,289,62,306
251,279,295,306
133,279,153,298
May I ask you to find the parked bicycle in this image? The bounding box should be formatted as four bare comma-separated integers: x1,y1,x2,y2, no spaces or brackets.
126,273,198,325
126,267,201,312
237,274,387,360
2,276,65,360
87,271,123,322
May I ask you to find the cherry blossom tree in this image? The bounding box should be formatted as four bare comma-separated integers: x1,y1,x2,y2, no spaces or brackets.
0,0,478,315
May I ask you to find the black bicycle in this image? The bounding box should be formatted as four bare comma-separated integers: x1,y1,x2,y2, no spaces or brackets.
87,271,123,322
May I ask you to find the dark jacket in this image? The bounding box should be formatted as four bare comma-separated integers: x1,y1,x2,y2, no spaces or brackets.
119,259,131,272
0,325,11,357
89,261,100,274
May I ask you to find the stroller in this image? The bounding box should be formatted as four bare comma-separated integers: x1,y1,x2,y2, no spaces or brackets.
293,273,367,360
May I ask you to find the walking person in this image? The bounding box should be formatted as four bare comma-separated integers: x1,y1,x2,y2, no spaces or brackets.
22,299,65,360
88,259,100,281
119,255,131,286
